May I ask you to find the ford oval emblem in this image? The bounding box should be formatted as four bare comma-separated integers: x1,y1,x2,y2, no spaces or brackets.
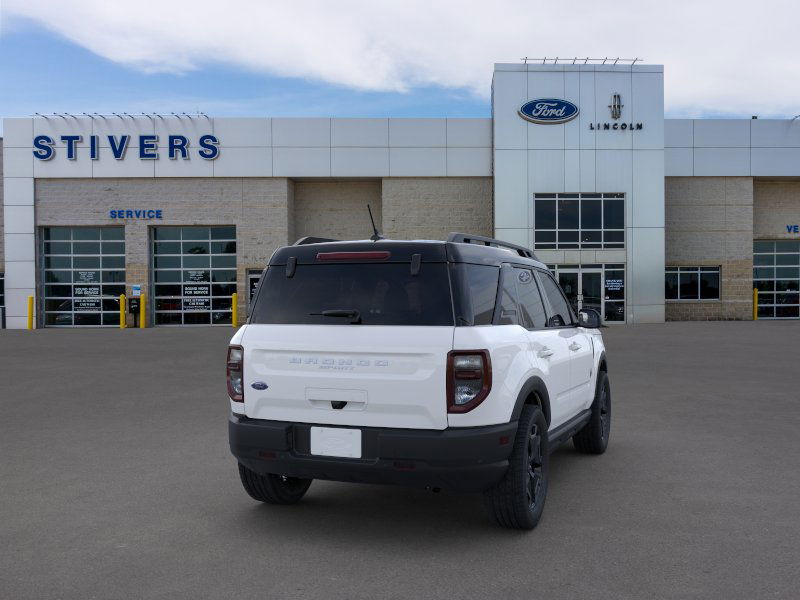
519,98,579,124
251,381,268,390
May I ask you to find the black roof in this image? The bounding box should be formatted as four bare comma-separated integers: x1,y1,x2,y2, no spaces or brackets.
269,234,547,270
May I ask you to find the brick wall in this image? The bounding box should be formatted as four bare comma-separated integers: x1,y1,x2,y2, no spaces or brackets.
35,177,294,325
665,176,753,320
381,177,492,240
293,181,382,241
753,180,800,240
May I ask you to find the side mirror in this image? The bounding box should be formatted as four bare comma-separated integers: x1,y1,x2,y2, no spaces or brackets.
578,308,602,328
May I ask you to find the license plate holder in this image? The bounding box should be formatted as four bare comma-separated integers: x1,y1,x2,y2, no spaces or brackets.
310,426,362,458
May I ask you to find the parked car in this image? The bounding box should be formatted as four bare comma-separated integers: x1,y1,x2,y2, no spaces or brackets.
227,233,610,529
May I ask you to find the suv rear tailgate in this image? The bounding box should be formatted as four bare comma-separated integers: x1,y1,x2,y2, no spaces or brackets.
242,325,454,430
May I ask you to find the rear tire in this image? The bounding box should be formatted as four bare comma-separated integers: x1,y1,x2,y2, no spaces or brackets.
573,371,611,454
238,463,312,504
483,405,549,530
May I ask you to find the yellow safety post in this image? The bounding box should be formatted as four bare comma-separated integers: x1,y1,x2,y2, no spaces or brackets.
232,292,238,328
27,295,34,330
753,287,758,321
120,294,127,329
139,293,146,328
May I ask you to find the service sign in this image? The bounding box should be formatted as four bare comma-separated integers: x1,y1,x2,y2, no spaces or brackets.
519,99,579,124
184,284,210,296
75,298,101,312
183,297,210,311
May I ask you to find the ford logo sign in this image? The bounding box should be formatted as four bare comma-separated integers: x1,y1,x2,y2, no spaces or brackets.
519,99,579,124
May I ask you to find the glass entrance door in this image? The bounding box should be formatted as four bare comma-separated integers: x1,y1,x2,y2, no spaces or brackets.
557,268,604,320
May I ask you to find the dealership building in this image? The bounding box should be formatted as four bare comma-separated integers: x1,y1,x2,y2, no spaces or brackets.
1,61,799,328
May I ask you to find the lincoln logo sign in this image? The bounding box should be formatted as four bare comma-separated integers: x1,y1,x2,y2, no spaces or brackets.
518,99,579,124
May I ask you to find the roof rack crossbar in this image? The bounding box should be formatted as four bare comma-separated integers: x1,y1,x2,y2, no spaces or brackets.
447,232,537,260
293,236,338,245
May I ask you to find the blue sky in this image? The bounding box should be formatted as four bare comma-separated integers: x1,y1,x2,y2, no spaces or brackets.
0,21,489,135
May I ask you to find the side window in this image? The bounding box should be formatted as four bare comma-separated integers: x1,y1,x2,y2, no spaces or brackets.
495,267,519,325
538,271,575,327
513,268,547,329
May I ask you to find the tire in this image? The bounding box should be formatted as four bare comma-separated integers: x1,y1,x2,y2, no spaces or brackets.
483,405,549,530
237,463,312,505
573,371,611,455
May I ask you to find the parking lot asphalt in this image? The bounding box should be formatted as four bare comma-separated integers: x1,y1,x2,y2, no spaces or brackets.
1,321,799,600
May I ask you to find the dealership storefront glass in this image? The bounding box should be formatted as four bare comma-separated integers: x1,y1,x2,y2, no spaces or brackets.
547,264,625,323
753,241,800,319
40,227,126,327
533,193,625,250
151,226,237,326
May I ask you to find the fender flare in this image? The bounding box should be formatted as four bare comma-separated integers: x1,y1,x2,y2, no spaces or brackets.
510,376,552,426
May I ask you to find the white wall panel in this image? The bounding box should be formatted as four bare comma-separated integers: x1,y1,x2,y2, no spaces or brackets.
563,71,581,149
3,147,34,177
32,117,91,147
594,150,633,193
389,119,446,147
3,205,35,234
578,71,596,150
332,119,388,147
212,146,272,177
154,117,213,142
632,72,664,150
213,118,271,146
332,147,389,176
446,119,491,147
493,150,527,228
3,177,34,205
665,119,693,147
632,151,665,227
5,289,37,319
272,118,331,147
154,156,214,177
630,227,665,307
273,147,330,176
446,148,491,176
389,148,446,176
529,150,565,193
92,155,155,178
564,150,580,191
34,154,92,178
494,228,530,248
4,233,36,261
3,118,33,147
664,147,693,176
4,260,36,286
750,148,800,176
579,149,596,191
693,120,749,147
751,119,800,148
693,147,749,176
492,71,527,150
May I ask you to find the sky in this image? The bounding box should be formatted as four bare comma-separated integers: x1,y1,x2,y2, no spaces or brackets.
1,0,798,134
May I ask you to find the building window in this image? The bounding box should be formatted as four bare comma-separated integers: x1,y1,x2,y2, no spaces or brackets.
753,241,800,319
40,227,126,327
665,266,720,301
151,226,237,326
546,263,625,323
533,193,625,250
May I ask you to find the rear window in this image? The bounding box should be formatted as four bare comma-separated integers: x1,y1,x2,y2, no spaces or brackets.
451,264,500,326
250,263,454,326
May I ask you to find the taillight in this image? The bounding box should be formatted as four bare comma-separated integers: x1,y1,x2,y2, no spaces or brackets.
447,350,491,413
227,345,244,402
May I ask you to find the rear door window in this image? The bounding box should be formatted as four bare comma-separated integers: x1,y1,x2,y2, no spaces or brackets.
495,266,520,326
452,264,499,326
250,263,454,326
514,268,547,329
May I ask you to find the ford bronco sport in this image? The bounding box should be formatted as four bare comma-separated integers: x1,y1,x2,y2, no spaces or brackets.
228,233,610,529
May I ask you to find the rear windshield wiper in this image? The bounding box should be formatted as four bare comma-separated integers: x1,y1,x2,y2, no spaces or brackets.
309,309,362,324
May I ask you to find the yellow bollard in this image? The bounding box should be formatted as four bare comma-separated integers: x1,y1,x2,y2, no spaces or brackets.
27,295,34,330
139,293,146,328
231,292,238,328
120,294,127,329
753,287,758,321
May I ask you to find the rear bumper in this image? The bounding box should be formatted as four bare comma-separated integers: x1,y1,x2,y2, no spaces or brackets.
229,414,517,493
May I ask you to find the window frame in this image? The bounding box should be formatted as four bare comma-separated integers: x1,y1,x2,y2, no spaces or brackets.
665,266,721,302
533,192,625,251
534,269,578,328
511,266,548,331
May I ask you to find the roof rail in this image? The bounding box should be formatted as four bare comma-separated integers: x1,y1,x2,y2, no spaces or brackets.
447,232,537,260
293,236,338,245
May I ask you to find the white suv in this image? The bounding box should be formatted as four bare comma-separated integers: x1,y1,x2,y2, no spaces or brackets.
227,233,610,529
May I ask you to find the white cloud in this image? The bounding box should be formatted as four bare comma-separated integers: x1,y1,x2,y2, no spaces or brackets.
4,0,799,117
